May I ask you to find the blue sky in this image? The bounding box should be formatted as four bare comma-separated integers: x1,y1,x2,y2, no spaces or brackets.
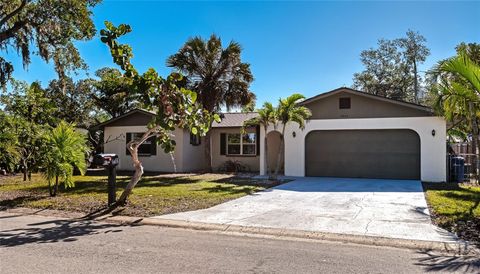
5,1,480,106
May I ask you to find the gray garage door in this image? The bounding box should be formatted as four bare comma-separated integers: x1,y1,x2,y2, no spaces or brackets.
305,129,420,179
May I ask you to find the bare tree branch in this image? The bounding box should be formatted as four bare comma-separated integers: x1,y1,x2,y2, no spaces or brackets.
0,0,27,28
0,19,28,43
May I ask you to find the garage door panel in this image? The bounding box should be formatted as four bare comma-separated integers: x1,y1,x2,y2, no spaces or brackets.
305,129,420,179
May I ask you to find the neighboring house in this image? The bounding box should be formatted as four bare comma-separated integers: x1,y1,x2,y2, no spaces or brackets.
97,87,446,182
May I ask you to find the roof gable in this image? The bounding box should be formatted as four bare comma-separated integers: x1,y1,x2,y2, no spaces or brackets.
300,88,433,119
94,109,155,129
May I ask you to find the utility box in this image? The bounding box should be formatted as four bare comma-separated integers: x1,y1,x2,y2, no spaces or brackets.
94,154,119,206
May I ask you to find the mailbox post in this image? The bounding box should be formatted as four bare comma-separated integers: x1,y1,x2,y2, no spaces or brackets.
93,154,119,206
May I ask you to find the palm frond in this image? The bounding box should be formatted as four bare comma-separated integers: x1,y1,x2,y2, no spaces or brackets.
440,52,480,92
43,121,89,189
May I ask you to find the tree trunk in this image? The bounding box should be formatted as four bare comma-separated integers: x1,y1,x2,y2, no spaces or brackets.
48,179,54,197
54,176,59,196
116,128,156,206
204,131,212,172
49,176,59,197
413,59,418,103
273,126,286,179
116,153,143,206
22,160,27,181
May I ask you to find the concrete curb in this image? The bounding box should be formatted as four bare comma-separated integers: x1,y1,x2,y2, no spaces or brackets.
4,208,478,255
103,215,477,256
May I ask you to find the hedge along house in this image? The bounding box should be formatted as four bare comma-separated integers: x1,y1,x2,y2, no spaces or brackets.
259,87,446,182
97,87,446,182
97,109,261,173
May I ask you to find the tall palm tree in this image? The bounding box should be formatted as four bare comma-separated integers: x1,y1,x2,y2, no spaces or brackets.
435,52,480,180
243,102,277,178
43,121,89,196
273,94,312,178
167,34,255,170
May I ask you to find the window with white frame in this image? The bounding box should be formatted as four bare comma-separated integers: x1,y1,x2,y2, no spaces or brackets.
227,133,256,155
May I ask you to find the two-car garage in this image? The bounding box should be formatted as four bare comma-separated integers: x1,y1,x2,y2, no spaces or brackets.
305,129,421,180
260,88,447,182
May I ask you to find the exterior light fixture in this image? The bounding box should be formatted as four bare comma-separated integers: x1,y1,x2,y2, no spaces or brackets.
292,131,296,138
431,129,436,136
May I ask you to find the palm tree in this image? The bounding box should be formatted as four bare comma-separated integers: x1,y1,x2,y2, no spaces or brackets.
434,52,480,180
167,34,255,170
243,102,277,178
273,94,312,178
43,121,89,196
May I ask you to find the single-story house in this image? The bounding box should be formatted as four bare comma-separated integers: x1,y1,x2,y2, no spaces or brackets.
97,87,446,182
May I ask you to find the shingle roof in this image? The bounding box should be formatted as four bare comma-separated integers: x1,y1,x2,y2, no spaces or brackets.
93,109,258,129
212,112,259,128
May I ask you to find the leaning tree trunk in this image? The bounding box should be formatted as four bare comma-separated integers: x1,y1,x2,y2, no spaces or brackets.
273,126,286,179
116,128,157,206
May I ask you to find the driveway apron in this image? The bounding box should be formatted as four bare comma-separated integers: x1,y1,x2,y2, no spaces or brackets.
155,177,457,242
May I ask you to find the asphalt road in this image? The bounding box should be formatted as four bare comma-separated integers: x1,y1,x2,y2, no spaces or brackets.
0,212,478,273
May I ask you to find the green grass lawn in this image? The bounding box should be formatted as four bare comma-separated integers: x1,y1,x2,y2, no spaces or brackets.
0,173,271,216
423,182,480,244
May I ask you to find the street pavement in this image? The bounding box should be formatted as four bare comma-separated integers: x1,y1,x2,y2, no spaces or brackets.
0,212,478,273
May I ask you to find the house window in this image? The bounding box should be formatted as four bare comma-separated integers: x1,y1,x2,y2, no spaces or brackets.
339,97,351,109
227,133,256,155
190,133,201,146
126,132,156,156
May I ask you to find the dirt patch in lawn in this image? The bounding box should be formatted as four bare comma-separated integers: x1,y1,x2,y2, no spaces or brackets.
0,173,285,217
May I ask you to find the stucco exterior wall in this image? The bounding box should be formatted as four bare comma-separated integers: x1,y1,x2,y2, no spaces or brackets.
303,91,432,119
210,127,260,172
181,130,207,172
103,125,184,172
261,117,447,182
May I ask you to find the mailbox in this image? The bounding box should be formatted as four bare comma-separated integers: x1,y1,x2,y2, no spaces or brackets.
93,154,119,167
93,154,119,206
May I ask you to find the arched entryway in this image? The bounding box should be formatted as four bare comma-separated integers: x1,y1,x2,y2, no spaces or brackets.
266,131,284,175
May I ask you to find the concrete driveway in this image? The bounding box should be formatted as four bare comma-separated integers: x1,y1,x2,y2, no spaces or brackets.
155,177,457,242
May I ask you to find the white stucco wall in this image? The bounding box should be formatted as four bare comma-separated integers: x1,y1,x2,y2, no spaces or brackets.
260,117,447,182
181,130,207,172
103,126,185,172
